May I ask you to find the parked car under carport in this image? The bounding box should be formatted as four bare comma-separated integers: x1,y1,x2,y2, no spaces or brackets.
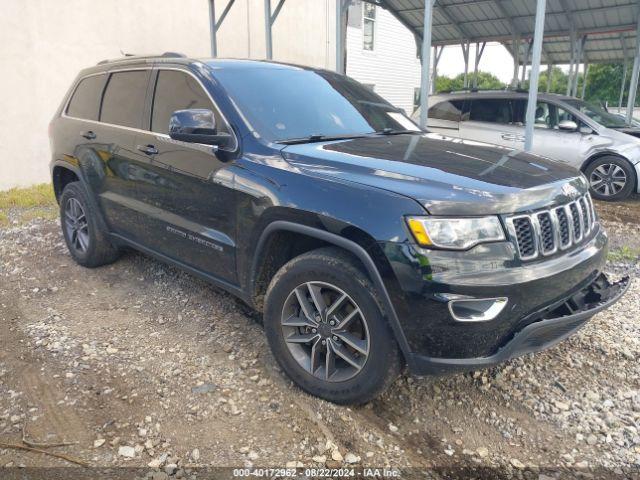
414,91,640,201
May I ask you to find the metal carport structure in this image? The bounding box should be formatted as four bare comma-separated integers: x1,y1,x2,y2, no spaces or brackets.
208,0,640,151
359,0,640,150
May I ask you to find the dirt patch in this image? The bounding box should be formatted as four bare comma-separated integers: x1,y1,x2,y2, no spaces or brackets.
0,201,638,478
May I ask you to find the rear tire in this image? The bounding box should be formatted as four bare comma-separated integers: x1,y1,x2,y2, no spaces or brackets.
585,156,635,201
263,247,402,404
59,182,120,268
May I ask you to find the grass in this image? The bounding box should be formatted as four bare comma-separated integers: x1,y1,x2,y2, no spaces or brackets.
608,245,640,263
0,183,57,227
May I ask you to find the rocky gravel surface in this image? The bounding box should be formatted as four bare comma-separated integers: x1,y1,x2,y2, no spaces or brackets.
0,201,638,479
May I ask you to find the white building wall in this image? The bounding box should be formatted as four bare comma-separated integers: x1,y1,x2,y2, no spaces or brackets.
213,0,337,69
0,0,340,190
0,0,420,190
0,0,213,190
345,3,422,115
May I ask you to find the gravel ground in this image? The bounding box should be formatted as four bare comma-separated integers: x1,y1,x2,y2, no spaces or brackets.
0,198,638,479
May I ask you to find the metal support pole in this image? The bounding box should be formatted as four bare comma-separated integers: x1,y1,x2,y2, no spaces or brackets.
546,63,552,92
462,40,470,88
473,42,486,89
626,15,640,124
264,0,273,59
572,36,586,97
510,35,520,88
209,0,217,57
619,62,629,112
419,0,435,128
209,0,236,57
581,63,589,99
432,46,444,94
524,0,547,152
265,0,286,60
619,34,629,112
335,0,345,73
521,40,531,84
566,28,576,96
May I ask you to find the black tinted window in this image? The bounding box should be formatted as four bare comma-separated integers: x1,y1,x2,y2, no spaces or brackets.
67,75,106,120
428,100,464,121
469,99,512,124
100,71,150,128
151,70,225,134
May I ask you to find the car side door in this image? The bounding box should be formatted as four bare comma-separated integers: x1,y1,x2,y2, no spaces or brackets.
133,67,239,284
65,68,153,238
459,98,521,148
510,100,591,166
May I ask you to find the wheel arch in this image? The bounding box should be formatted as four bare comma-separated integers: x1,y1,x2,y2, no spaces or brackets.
251,221,412,358
51,160,111,234
52,163,81,203
581,152,638,191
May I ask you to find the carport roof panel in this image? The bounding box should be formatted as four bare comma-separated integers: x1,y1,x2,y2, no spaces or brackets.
379,0,639,64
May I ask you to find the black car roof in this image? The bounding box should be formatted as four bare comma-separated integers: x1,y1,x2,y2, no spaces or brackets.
81,54,333,78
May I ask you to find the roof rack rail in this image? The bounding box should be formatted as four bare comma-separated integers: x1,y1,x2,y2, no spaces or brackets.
436,87,512,94
97,52,187,65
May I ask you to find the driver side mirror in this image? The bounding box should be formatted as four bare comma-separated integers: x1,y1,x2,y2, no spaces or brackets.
558,120,578,131
169,109,232,148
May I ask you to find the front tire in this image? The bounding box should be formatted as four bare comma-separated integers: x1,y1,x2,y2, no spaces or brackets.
585,156,635,201
263,247,402,404
59,182,120,268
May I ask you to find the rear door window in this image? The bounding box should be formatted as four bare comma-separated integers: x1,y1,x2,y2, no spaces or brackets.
428,100,465,122
468,99,512,124
150,70,228,135
66,75,106,121
100,70,150,128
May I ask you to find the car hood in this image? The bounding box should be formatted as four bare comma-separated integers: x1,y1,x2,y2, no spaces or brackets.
613,127,640,138
281,133,587,215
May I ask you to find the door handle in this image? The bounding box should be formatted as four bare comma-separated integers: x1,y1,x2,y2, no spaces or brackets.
81,130,96,140
137,144,158,155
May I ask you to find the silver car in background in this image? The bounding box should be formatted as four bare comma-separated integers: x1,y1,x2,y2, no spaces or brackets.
414,91,640,201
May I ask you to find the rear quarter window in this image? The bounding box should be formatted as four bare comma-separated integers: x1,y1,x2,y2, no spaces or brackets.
66,75,107,121
100,70,150,128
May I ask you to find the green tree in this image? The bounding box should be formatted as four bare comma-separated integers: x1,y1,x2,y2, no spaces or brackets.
434,71,505,93
436,63,638,107
583,63,627,107
529,66,568,94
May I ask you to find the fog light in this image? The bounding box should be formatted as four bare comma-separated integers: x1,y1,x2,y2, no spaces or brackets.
448,297,508,322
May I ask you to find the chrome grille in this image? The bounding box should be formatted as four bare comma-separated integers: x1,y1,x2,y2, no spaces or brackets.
555,207,571,247
506,194,597,261
512,217,536,258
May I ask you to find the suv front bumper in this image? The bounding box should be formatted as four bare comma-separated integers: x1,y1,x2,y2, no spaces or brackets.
406,272,630,375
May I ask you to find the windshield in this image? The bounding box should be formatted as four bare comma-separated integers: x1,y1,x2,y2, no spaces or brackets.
563,99,629,128
213,67,420,142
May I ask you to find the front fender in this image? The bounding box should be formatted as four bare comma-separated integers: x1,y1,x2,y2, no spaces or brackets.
251,221,413,359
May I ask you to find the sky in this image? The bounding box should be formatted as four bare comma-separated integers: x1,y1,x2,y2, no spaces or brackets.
435,42,571,83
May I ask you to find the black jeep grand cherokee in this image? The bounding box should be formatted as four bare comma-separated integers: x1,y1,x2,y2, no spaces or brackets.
49,54,629,404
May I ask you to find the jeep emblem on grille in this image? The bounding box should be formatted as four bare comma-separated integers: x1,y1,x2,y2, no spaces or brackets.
561,183,579,198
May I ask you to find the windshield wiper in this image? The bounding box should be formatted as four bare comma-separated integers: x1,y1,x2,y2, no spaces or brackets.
375,128,422,136
277,133,367,145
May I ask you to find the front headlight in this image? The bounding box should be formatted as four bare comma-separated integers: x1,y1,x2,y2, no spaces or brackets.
406,216,505,250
